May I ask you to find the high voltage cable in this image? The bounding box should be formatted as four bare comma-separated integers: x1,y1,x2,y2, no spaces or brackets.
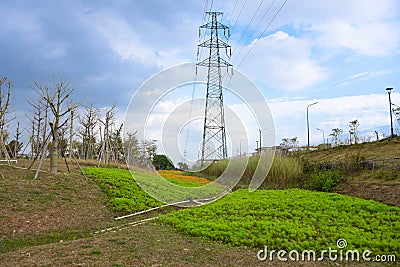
228,0,240,23
232,0,266,53
185,0,212,163
232,0,277,63
202,0,209,23
209,0,214,12
222,0,230,16
235,0,288,68
231,0,249,30
183,76,198,164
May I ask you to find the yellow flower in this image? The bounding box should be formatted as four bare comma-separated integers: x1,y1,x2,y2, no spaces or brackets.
158,170,210,185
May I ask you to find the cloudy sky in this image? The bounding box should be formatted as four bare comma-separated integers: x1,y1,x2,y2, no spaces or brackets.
1,0,400,160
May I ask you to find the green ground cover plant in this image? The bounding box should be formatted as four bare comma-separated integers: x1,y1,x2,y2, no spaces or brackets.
84,168,162,212
84,168,225,212
158,189,400,258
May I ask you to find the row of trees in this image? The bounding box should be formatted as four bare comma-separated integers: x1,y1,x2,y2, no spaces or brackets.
0,76,161,174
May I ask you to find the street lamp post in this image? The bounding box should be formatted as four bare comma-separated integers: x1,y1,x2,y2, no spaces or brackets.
259,128,268,154
307,102,318,148
256,140,259,154
239,139,245,158
316,128,325,147
386,87,394,138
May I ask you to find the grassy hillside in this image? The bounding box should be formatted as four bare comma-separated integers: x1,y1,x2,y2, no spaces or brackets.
300,136,400,163
0,164,114,253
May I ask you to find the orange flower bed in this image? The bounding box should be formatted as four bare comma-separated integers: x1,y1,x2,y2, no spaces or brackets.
158,170,211,185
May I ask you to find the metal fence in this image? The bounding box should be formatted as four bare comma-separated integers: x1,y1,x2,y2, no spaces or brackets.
304,157,400,174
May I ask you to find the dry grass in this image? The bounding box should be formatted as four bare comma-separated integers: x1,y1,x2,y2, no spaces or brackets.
0,164,114,243
299,136,400,162
0,223,388,267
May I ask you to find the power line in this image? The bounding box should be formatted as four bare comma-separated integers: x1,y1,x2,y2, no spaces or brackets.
231,0,249,30
235,0,288,68
209,0,214,12
222,0,231,16
232,0,277,63
202,0,209,23
232,0,266,52
228,0,240,23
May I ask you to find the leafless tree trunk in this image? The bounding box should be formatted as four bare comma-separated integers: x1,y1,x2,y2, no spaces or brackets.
69,110,74,158
0,77,11,162
34,78,78,174
99,103,116,166
13,122,21,158
78,104,99,160
27,98,48,158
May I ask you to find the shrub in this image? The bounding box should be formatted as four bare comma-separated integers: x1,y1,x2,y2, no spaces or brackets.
307,171,342,192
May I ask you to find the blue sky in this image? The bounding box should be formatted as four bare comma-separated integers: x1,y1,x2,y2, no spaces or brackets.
1,0,400,159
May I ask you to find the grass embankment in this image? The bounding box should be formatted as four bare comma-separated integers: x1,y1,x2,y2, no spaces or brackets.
0,164,114,254
299,137,400,185
159,189,400,258
300,136,400,162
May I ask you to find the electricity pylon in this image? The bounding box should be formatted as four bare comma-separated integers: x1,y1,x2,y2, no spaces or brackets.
197,11,232,164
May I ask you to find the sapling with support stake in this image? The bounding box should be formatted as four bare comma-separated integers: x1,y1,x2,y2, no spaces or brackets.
33,77,79,174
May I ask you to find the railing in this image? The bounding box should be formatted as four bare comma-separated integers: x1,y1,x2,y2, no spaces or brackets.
304,157,400,174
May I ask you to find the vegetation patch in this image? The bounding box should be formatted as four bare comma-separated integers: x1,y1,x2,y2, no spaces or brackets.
84,168,221,212
306,171,343,192
83,168,162,212
158,170,211,187
198,154,304,189
158,189,400,258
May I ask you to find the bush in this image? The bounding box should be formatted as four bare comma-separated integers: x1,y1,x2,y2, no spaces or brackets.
307,171,342,192
152,154,175,170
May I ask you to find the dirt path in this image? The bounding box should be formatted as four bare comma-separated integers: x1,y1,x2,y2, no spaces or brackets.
334,181,400,207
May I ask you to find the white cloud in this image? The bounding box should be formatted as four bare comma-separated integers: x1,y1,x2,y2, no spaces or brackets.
90,12,193,68
336,70,392,88
314,21,400,57
93,14,155,62
241,31,328,91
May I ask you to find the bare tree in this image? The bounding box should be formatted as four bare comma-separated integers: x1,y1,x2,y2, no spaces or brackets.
111,123,123,162
27,98,49,158
78,104,99,160
349,119,360,144
0,77,12,161
98,103,116,166
34,78,78,174
68,110,74,158
330,128,343,147
13,122,22,158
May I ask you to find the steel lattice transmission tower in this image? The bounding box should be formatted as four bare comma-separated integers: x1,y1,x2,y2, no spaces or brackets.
197,12,232,164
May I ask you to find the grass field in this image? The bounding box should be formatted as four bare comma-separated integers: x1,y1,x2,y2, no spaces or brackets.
159,189,400,259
